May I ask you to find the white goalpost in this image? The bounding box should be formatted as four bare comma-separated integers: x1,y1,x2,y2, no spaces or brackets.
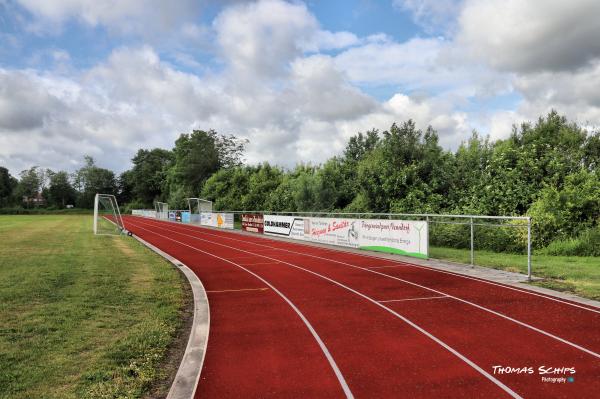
187,197,212,224
93,193,125,235
155,201,169,220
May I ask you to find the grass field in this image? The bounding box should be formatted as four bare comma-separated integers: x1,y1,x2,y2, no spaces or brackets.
0,215,186,399
430,246,600,300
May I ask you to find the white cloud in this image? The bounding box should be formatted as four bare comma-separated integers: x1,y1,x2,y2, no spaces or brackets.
458,0,600,72
8,0,600,179
214,0,317,77
394,0,463,35
16,0,200,36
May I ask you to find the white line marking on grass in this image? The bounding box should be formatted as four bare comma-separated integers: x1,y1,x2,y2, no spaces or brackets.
128,221,354,399
130,217,600,361
127,219,524,399
378,295,449,303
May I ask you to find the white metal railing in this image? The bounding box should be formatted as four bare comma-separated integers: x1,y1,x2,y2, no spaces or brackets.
221,210,533,280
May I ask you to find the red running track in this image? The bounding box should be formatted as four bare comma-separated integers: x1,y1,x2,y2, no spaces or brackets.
123,215,600,398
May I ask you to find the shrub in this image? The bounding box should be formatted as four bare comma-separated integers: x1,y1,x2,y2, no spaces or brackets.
540,227,600,256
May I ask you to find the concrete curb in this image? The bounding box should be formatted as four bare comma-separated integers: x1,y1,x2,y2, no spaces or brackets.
130,234,209,399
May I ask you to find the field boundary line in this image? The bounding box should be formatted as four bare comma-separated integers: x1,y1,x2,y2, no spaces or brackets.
130,233,210,399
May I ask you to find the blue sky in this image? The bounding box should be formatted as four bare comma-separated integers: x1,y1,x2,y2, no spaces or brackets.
1,0,599,176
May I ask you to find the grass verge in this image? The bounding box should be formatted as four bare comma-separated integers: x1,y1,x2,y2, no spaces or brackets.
430,246,600,301
0,215,187,399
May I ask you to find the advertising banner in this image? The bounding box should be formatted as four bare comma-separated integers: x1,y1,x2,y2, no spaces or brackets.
200,212,234,229
356,219,428,259
263,215,305,240
241,213,264,233
265,215,428,259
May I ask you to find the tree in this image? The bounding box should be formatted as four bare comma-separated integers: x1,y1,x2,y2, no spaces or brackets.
117,170,135,205
167,130,247,195
46,171,77,208
0,167,18,207
129,148,174,206
354,121,451,213
17,167,42,207
73,156,118,208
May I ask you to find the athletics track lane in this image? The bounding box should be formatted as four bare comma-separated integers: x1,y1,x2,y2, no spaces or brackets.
123,216,600,398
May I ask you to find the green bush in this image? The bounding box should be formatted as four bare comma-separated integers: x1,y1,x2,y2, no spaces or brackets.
540,227,600,256
528,169,600,248
430,220,526,253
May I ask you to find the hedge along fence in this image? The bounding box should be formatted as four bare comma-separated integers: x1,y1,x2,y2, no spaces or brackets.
429,219,528,254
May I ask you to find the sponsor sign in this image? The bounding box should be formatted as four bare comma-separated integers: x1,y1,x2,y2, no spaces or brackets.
357,219,428,258
181,211,190,223
263,215,305,240
200,212,234,229
242,213,264,233
265,215,428,259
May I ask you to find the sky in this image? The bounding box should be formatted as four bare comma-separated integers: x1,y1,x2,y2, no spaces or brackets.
1,0,600,176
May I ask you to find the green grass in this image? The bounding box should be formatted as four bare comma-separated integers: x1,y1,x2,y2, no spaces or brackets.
430,246,600,300
0,215,186,399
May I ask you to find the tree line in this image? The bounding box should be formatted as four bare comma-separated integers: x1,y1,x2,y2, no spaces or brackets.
1,111,598,252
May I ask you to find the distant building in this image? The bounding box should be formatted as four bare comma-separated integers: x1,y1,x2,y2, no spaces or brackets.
22,193,46,207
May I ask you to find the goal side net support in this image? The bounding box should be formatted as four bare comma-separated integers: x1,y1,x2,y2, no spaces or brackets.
187,198,212,224
94,193,125,235
155,201,169,220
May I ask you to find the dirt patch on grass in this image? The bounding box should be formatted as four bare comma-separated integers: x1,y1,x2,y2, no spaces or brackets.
144,267,195,399
113,238,137,257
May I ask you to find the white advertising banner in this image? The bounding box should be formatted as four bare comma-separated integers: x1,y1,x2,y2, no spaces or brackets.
264,215,428,259
263,215,306,240
200,212,234,229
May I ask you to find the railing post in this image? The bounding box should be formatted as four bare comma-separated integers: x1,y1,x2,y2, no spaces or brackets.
470,217,474,266
426,215,430,259
527,217,532,281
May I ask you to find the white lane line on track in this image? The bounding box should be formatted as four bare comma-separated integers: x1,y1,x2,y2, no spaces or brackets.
378,295,449,303
365,265,407,270
130,217,600,361
206,288,269,293
153,217,600,314
128,221,354,399
239,261,281,266
127,219,523,399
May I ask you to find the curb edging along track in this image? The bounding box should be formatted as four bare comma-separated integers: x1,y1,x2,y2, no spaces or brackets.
131,233,210,399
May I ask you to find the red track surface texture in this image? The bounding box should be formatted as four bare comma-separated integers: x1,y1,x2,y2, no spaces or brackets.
123,216,600,398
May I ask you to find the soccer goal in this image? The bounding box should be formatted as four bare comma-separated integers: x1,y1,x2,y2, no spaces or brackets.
155,201,169,220
93,193,125,235
187,198,212,224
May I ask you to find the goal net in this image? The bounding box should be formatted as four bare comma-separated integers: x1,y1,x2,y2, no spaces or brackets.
187,198,212,224
94,193,125,235
155,201,169,220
